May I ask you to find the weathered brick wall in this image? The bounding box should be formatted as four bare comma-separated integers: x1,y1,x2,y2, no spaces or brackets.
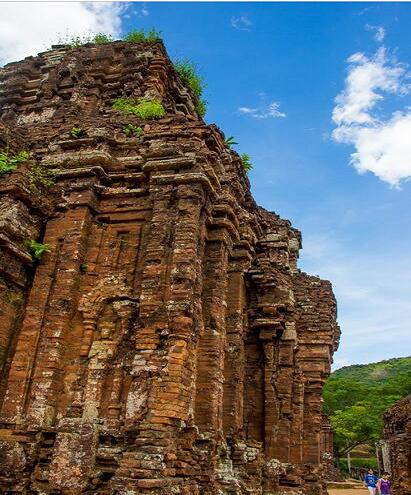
383,395,411,495
0,40,340,494
320,415,333,458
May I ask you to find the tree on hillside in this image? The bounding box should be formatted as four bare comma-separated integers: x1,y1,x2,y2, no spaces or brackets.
323,357,411,461
332,403,382,457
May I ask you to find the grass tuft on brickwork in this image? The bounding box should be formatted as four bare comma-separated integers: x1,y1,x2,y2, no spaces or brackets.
0,150,29,176
124,28,162,43
112,97,165,119
173,59,207,118
60,28,162,48
61,32,114,48
28,163,55,191
123,124,144,137
92,33,114,45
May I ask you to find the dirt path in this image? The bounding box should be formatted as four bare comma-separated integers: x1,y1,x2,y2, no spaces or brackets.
328,489,368,495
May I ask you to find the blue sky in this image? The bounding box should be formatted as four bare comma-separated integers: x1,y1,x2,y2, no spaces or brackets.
1,2,410,369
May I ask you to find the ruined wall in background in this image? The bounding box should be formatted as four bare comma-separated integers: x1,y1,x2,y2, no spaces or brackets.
0,40,340,494
383,395,411,495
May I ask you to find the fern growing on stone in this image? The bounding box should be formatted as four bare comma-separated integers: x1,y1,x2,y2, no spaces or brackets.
224,136,238,148
0,150,29,176
241,153,253,173
25,240,51,261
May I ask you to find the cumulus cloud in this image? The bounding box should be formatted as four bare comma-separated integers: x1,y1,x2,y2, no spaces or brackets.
347,110,411,185
332,48,407,127
365,24,386,42
332,47,411,186
239,101,286,119
231,16,252,32
0,2,124,66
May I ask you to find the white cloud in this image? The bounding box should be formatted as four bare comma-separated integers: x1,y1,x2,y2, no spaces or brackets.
332,48,407,127
0,2,124,66
231,16,252,32
239,101,286,119
356,6,374,16
267,102,286,118
375,27,385,42
239,106,257,114
365,24,386,42
332,47,411,186
348,110,411,185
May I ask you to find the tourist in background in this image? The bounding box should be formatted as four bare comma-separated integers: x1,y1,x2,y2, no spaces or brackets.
364,468,378,495
377,472,392,495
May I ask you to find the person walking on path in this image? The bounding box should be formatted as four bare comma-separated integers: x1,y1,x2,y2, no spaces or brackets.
364,468,379,495
377,472,392,495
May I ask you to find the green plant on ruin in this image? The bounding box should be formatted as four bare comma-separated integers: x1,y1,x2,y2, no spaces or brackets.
60,34,83,48
79,263,88,272
224,136,238,149
174,59,203,99
28,163,55,191
194,98,207,118
63,34,91,48
92,33,113,45
0,150,29,177
123,124,144,137
124,28,162,43
60,32,114,48
241,153,253,174
69,127,83,138
173,59,207,118
24,239,51,262
112,97,165,120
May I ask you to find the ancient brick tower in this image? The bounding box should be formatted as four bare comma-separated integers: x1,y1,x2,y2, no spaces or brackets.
0,40,340,494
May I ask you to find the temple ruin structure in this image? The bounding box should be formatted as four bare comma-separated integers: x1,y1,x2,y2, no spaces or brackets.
0,40,340,494
380,395,411,495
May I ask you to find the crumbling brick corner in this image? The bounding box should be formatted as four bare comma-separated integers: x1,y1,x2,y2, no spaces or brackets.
0,40,340,494
382,395,411,495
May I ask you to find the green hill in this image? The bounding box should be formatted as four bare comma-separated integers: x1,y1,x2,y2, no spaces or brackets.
323,356,411,457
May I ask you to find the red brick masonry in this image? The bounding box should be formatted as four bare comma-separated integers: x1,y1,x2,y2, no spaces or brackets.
383,395,411,495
